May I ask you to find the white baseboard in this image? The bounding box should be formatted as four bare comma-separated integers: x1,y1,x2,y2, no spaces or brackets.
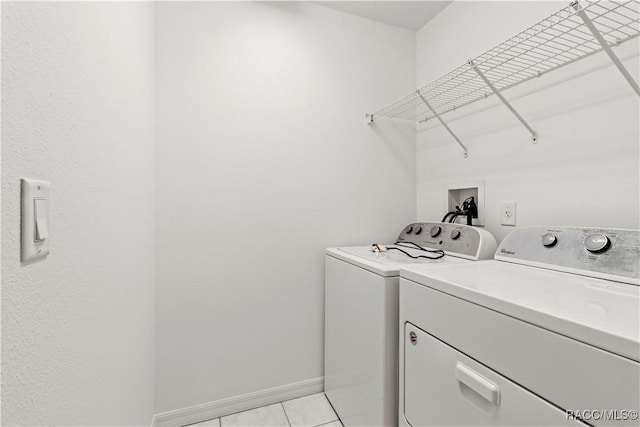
152,377,324,427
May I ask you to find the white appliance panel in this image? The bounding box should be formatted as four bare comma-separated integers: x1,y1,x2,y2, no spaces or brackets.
326,246,465,277
494,227,639,284
324,255,399,426
403,322,587,426
399,278,640,427
401,261,640,361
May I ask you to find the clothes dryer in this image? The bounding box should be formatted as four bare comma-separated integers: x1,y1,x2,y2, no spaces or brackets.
399,226,639,426
325,222,497,427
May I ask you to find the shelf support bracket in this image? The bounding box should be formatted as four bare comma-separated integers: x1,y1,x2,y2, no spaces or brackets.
365,113,374,125
417,92,468,158
469,60,538,144
572,1,640,97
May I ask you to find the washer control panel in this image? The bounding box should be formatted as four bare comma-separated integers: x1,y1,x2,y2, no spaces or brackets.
495,226,639,284
397,222,496,260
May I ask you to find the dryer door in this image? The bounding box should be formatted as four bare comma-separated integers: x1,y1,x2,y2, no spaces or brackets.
403,323,587,426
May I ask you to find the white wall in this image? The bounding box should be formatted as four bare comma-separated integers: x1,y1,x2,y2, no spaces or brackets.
1,3,156,425
416,1,640,242
9,1,633,423
155,2,416,413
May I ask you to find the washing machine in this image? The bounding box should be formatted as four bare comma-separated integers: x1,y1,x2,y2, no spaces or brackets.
399,226,640,426
324,221,497,427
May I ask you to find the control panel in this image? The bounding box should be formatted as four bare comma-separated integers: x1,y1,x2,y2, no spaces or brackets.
397,222,496,260
495,226,640,285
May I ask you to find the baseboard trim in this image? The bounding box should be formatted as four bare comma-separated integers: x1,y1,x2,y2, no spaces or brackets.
152,377,324,427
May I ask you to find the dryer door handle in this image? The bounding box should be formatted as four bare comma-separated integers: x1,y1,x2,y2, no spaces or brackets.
455,363,501,405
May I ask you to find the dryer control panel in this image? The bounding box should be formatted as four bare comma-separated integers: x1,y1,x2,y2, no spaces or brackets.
495,226,639,285
397,222,496,261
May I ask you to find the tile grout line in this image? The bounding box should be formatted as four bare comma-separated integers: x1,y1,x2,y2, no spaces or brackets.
183,393,340,427
312,419,340,427
321,393,342,426
280,402,292,427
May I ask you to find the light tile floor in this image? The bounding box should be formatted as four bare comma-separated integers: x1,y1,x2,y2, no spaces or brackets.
186,393,342,427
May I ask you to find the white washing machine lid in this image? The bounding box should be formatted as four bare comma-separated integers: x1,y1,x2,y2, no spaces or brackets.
401,260,640,362
326,246,467,277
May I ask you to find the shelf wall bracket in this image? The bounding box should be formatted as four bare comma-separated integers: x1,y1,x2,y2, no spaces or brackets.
417,93,469,158
572,1,640,97
469,60,538,144
365,113,374,125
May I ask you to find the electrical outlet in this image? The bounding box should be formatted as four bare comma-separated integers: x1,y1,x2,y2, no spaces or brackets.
501,201,516,226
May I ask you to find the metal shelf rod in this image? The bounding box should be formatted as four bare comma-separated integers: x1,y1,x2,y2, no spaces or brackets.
469,60,538,143
418,93,469,158
367,0,640,141
419,39,633,122
571,1,640,97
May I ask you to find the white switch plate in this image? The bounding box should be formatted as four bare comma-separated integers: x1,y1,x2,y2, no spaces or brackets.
501,201,517,226
21,178,50,262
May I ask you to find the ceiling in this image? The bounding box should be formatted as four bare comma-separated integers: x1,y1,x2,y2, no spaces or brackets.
312,1,452,31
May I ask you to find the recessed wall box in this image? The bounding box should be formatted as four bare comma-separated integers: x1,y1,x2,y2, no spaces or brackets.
444,181,485,226
21,178,51,262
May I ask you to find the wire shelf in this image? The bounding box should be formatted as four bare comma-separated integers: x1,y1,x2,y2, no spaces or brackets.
370,0,640,124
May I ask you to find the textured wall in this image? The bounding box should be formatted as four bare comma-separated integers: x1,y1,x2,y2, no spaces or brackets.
155,1,416,413
415,1,640,241
1,3,156,425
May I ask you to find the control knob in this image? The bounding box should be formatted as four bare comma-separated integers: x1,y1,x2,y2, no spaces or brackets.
430,225,442,238
405,225,413,234
414,226,423,235
541,233,557,247
450,230,461,240
584,233,611,253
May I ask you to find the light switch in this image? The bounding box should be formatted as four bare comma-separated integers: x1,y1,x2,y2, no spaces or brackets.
21,178,50,262
34,198,49,241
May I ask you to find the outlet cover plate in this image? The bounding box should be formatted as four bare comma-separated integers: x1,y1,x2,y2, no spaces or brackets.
501,201,517,226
